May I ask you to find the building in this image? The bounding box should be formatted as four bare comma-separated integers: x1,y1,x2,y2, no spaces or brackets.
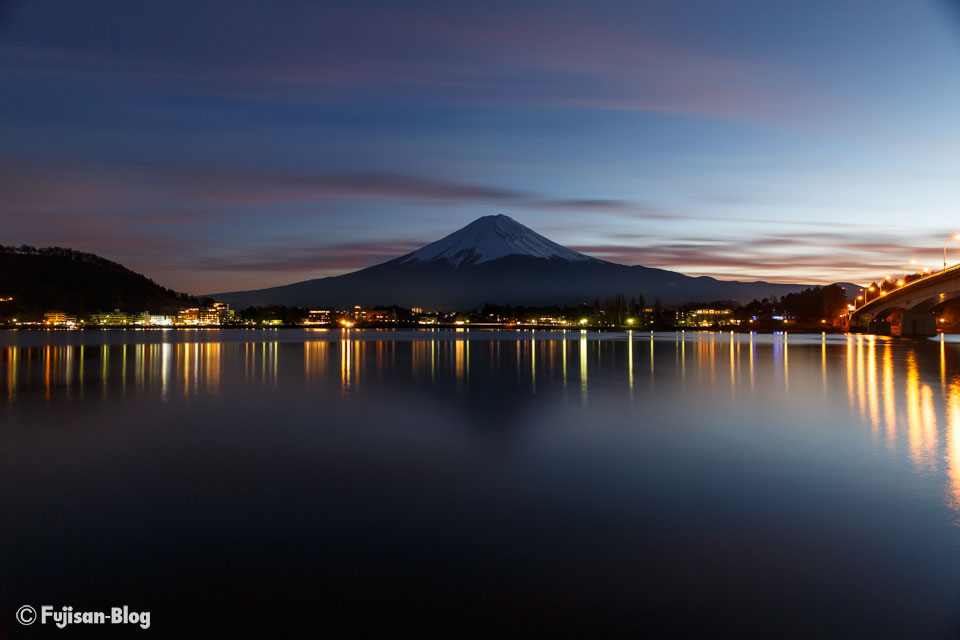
681,308,739,327
43,311,74,326
89,310,133,325
135,312,174,326
201,302,234,325
304,309,333,325
357,309,397,324
177,302,233,326
177,308,200,325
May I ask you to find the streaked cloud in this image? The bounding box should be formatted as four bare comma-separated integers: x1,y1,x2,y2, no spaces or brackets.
2,0,960,294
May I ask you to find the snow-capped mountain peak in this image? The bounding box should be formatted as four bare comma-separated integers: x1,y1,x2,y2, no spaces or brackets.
399,214,599,267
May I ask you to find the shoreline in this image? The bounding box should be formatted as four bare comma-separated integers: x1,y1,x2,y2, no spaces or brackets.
1,324,946,336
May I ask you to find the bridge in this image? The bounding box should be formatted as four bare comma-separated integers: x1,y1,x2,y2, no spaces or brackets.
849,263,960,336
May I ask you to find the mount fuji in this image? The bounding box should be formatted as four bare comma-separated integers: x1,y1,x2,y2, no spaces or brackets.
398,214,600,267
210,215,848,309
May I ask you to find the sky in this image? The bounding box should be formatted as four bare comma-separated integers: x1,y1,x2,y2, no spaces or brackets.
2,0,960,294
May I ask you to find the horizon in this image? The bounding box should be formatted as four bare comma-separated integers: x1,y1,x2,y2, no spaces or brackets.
2,1,960,294
4,213,867,297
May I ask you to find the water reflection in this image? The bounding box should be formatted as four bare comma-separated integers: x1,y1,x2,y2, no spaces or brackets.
7,332,960,525
2,341,233,403
948,380,960,516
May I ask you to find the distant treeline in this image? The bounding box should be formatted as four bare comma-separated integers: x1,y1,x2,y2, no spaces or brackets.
0,245,197,319
735,284,848,324
481,285,849,327
210,285,851,327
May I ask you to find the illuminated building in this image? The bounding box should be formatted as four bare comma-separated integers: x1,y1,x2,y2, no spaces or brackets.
202,302,234,325
198,308,220,325
681,308,739,327
43,311,74,326
136,313,174,326
177,308,200,325
304,309,333,325
177,303,233,326
89,310,133,325
357,309,397,323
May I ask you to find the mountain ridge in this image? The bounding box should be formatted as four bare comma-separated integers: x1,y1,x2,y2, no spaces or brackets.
0,245,197,318
209,215,857,310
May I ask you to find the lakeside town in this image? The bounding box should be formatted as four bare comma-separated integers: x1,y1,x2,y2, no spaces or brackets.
0,287,860,331
0,299,745,329
11,279,960,333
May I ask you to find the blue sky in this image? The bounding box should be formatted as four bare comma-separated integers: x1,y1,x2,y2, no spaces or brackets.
2,0,960,293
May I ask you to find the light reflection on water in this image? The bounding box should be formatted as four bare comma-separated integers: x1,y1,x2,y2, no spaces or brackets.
6,331,960,514
5,330,960,635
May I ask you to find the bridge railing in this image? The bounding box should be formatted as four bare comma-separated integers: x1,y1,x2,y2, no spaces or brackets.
852,263,960,317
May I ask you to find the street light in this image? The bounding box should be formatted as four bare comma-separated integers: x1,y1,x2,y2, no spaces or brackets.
902,258,916,282
880,275,892,293
945,234,960,271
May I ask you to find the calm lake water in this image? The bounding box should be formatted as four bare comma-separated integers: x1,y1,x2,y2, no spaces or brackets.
3,329,960,637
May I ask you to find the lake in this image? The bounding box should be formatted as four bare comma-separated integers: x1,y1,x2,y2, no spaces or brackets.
2,329,960,637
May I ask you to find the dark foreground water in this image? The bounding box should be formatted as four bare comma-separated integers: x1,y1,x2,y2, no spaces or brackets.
3,329,960,637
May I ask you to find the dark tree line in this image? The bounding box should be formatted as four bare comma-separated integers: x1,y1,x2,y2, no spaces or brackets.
736,284,847,324
0,244,197,318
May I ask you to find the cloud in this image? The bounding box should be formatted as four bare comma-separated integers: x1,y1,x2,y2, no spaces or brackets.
175,171,528,205
188,241,426,274
570,231,953,285
0,1,800,120
0,160,655,213
2,158,947,290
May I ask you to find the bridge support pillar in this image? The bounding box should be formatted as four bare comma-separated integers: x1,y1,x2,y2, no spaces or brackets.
899,311,937,337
